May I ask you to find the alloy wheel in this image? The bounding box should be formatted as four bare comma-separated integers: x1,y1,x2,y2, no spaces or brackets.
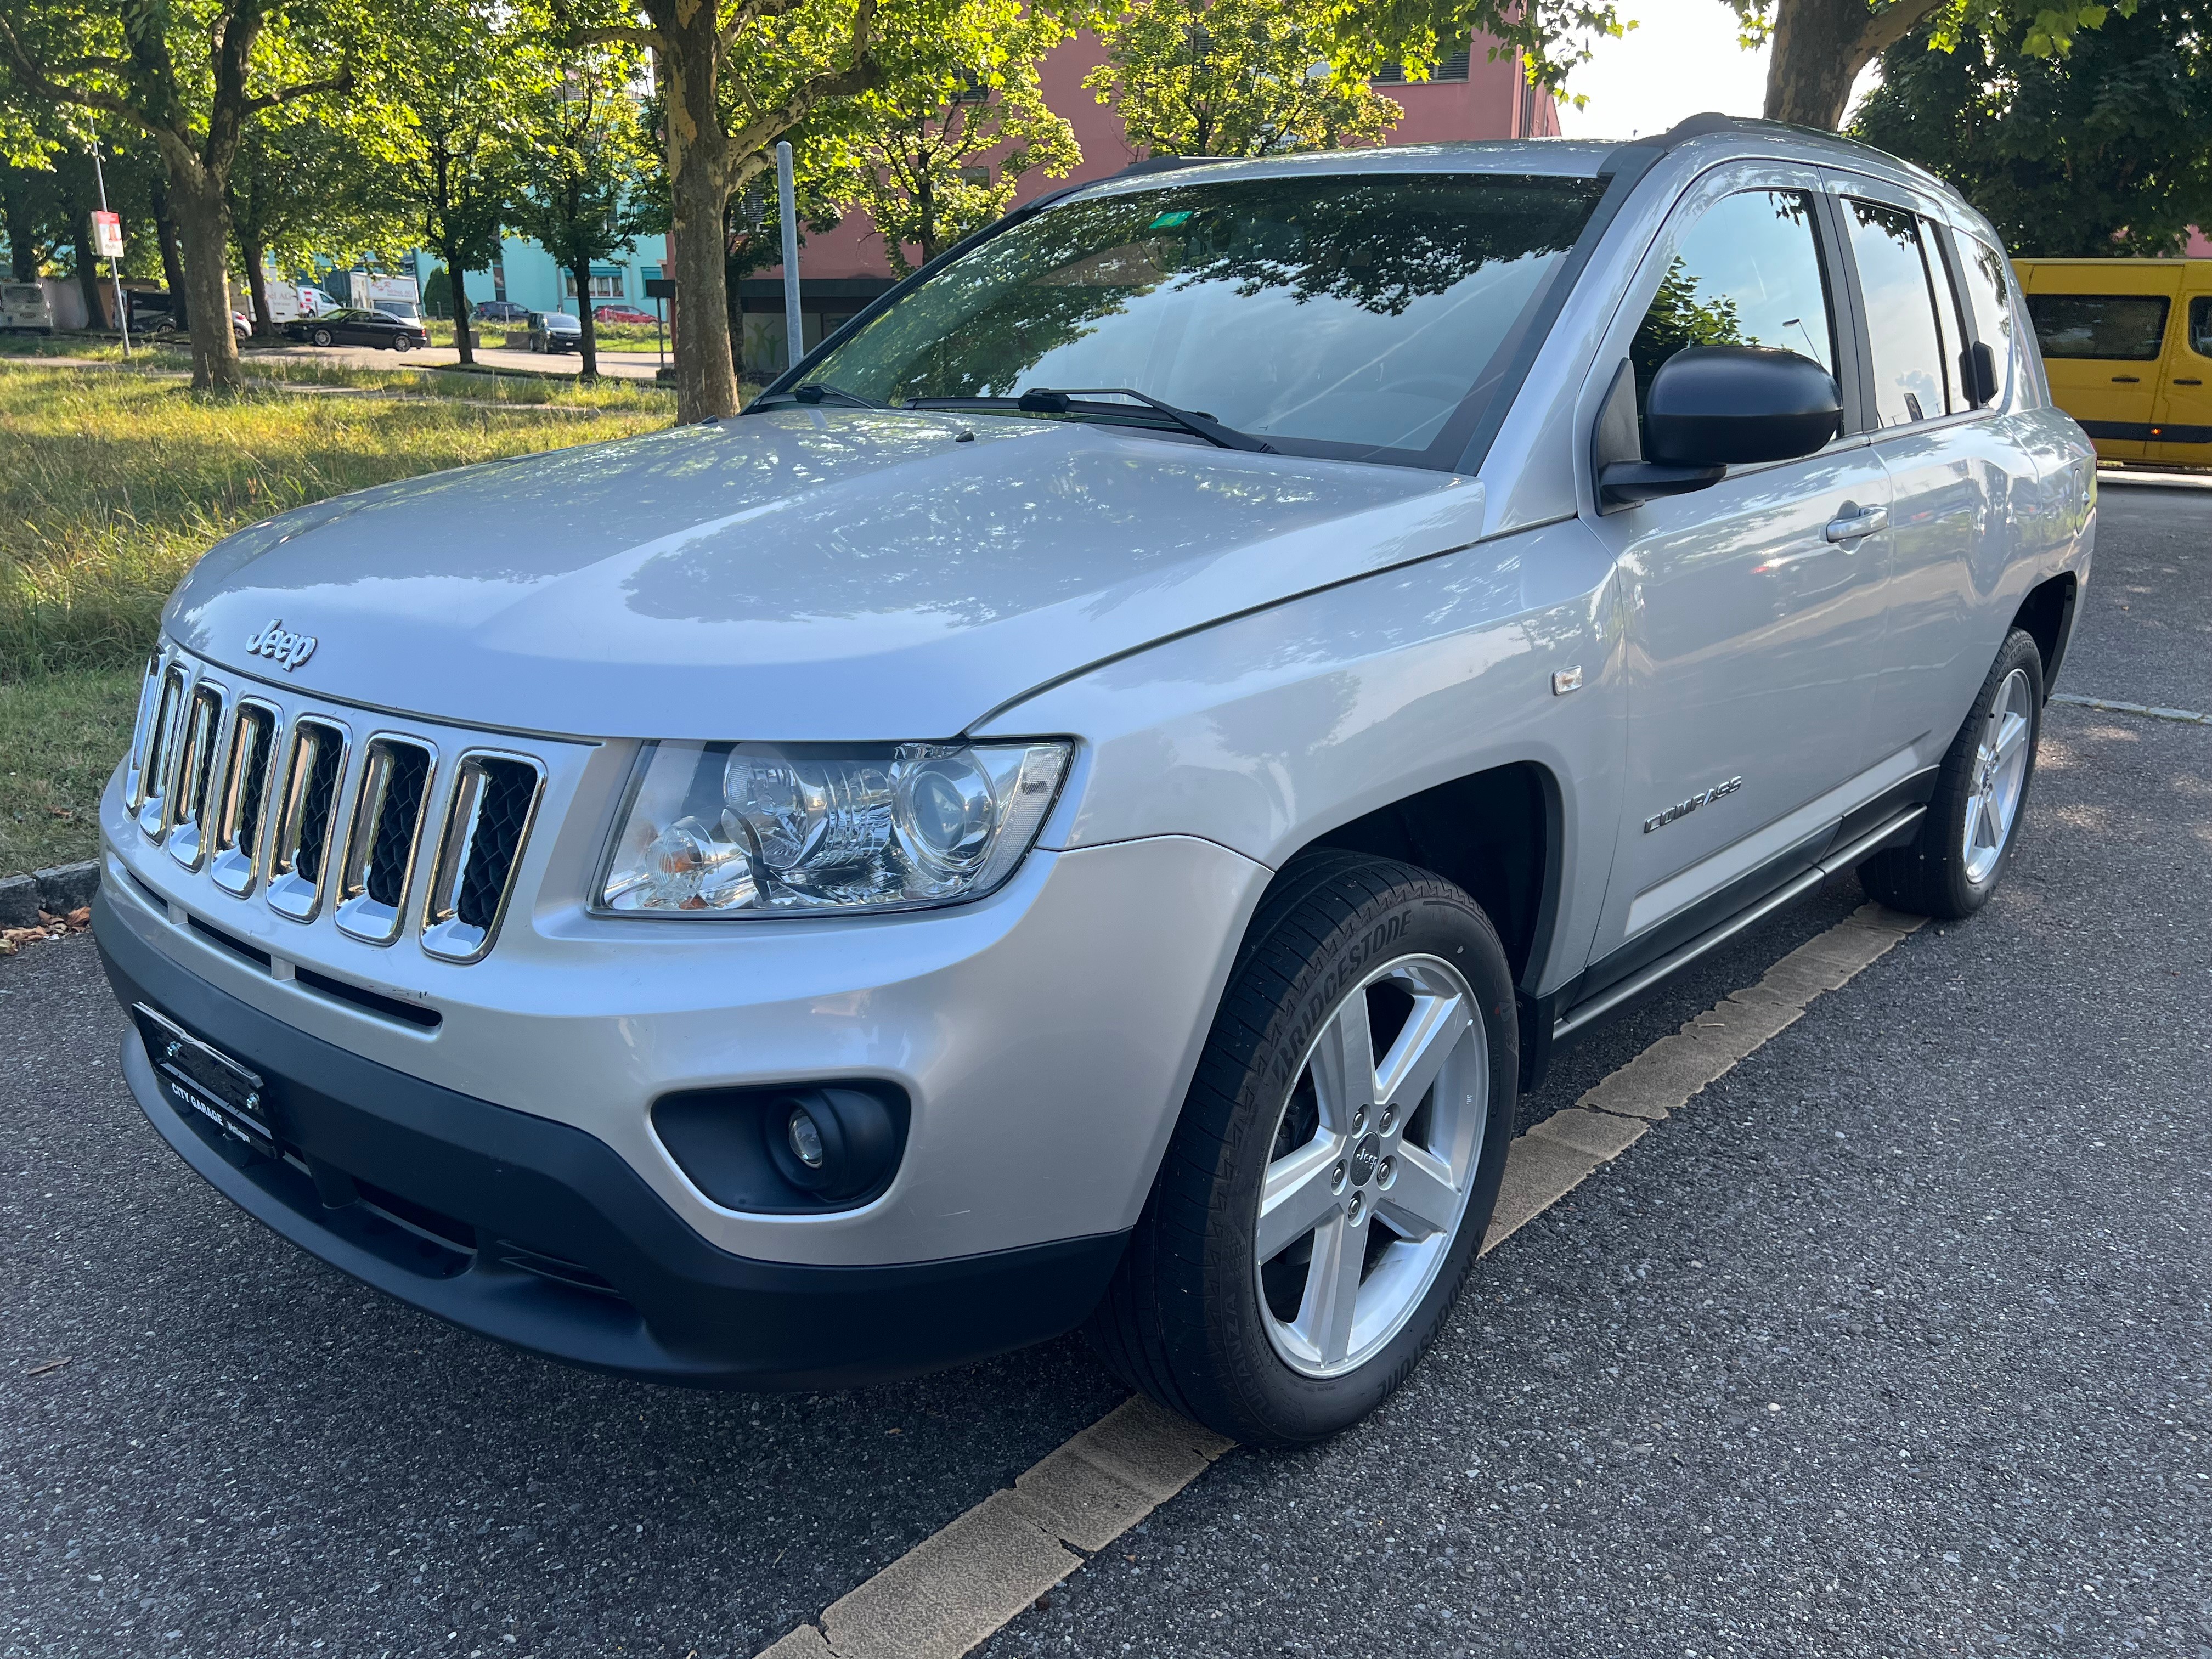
1963,667,2034,885
1254,953,1487,1379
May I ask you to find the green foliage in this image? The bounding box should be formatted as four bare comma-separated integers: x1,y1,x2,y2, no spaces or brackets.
512,58,656,373
1084,0,1404,158
1852,0,2212,254
841,1,1080,272
1628,259,1744,410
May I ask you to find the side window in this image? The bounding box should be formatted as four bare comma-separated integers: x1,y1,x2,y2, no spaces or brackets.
1629,188,1838,435
1843,200,1950,425
2024,294,2169,360
1957,236,2016,403
2187,296,2212,359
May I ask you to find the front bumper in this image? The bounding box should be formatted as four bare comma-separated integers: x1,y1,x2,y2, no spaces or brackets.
98,899,1128,1388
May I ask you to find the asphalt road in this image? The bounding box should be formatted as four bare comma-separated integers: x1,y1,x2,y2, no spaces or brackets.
242,341,669,382
4,482,2207,1658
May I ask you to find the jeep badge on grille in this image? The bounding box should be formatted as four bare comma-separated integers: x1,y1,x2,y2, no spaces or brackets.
245,619,317,670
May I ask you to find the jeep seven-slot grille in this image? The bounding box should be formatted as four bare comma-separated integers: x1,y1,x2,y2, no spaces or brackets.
127,652,549,963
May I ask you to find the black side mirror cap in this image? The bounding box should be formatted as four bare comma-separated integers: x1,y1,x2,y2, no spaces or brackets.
1598,459,1729,507
1645,345,1843,469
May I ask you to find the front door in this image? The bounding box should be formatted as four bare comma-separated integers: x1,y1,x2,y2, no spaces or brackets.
2021,264,2180,462
1584,178,1894,967
2149,287,2212,464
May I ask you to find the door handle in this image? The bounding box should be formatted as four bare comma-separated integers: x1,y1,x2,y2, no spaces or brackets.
2112,375,2141,383
1825,503,1888,543
2177,378,2204,386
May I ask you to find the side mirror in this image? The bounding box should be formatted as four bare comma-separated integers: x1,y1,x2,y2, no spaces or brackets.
1594,346,1842,511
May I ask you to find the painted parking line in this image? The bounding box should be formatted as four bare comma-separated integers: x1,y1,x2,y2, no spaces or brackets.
2049,692,2210,726
753,901,1927,1659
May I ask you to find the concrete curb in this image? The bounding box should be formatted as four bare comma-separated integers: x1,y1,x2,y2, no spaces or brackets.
0,860,98,928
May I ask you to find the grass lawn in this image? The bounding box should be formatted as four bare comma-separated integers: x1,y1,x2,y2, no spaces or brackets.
1,359,674,876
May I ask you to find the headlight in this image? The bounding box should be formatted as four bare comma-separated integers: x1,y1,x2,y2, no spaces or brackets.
598,740,1071,916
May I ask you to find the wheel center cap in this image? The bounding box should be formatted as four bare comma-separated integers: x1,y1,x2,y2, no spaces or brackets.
1349,1133,1384,1188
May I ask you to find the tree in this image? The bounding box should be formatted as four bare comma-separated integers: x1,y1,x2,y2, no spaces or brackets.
1852,0,2212,252
561,0,1051,420
1086,0,1403,158
1722,0,2129,129
514,60,654,379
842,5,1077,272
227,111,399,335
385,8,544,366
0,0,363,387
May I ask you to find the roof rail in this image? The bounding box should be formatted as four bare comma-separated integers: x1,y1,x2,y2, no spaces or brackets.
1108,155,1227,180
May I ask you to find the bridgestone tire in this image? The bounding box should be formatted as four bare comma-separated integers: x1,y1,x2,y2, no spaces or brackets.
1088,851,1518,1444
1859,627,2045,919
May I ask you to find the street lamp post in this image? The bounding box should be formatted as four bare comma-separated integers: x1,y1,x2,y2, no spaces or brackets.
88,131,131,358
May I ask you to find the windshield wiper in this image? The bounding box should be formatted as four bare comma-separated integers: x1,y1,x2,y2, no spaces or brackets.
755,382,889,410
907,387,1276,453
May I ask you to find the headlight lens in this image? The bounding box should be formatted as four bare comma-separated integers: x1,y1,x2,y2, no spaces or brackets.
599,740,1071,916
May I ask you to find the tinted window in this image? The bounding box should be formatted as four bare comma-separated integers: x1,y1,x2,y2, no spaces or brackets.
2188,296,2212,358
1844,200,1950,425
1922,219,1971,415
804,172,1608,464
2027,294,2169,360
1957,237,2016,402
1630,189,1838,433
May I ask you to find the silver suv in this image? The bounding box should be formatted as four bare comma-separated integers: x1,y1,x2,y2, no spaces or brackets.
95,117,2093,1443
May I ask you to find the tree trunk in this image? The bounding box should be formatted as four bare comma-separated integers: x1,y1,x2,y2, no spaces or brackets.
1764,0,1944,128
572,257,600,379
442,247,476,366
168,165,243,390
242,234,273,338
150,179,190,330
657,1,741,419
3,180,37,281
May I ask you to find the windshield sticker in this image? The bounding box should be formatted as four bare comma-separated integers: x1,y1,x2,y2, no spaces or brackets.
1147,210,1194,229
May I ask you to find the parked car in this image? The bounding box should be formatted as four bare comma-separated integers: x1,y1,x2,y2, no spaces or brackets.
1,280,55,332
296,286,335,317
371,298,426,329
233,311,252,343
593,303,656,324
94,117,2093,1445
285,308,429,351
472,300,529,323
520,309,584,353
2013,256,2212,468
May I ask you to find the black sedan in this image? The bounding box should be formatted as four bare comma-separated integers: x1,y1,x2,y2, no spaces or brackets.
286,308,430,351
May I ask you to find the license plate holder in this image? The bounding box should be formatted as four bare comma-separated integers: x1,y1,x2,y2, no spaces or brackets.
134,1003,276,1156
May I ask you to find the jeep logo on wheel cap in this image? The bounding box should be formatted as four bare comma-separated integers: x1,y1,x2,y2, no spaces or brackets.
1349,1133,1383,1188
245,619,317,670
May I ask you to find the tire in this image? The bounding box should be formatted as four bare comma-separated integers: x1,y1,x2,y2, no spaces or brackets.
1088,850,1519,1444
309,328,333,348
1859,627,2045,919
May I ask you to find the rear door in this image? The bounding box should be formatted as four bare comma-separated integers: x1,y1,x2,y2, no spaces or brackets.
1582,163,1894,969
2019,262,2180,460
2149,278,2212,464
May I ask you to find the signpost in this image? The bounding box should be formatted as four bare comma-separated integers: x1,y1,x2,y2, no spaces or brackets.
87,136,130,357
776,140,802,376
644,275,674,371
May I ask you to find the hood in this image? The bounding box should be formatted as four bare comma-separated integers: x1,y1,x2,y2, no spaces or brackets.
166,408,1487,741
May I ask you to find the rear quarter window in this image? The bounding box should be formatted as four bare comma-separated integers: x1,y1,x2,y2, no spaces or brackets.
2027,293,2169,360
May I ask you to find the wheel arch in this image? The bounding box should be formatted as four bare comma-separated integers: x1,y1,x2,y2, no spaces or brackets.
2012,571,2078,693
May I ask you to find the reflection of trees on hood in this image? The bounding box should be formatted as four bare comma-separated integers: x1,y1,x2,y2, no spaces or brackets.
824,173,1603,400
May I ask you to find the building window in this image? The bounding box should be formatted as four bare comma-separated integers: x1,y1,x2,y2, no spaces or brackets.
958,165,992,185
951,76,991,104
1373,40,1471,83
562,270,628,299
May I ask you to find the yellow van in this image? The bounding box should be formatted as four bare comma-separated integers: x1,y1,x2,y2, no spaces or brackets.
2013,258,2212,465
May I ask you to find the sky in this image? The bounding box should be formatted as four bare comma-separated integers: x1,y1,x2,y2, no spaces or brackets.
1550,0,1773,141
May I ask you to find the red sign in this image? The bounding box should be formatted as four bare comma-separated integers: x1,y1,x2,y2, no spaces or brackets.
91,211,124,259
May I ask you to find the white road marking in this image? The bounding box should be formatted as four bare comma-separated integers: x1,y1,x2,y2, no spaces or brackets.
752,900,1927,1658
2049,692,2209,726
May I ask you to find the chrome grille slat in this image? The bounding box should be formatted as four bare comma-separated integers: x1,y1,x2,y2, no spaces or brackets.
210,700,279,896
123,654,163,810
421,754,544,962
134,664,189,840
266,718,349,922
165,682,225,870
335,738,435,945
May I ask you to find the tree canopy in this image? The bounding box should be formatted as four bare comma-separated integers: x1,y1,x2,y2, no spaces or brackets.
1852,0,2212,253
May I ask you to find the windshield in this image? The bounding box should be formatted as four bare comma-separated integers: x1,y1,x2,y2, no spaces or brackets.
800,171,1606,465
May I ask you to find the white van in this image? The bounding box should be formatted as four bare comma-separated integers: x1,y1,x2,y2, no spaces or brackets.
1,281,55,332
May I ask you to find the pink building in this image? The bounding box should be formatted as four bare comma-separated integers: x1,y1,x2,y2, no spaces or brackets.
740,30,1559,372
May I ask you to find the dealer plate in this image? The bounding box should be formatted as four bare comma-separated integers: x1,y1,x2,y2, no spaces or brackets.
134,1003,275,1155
